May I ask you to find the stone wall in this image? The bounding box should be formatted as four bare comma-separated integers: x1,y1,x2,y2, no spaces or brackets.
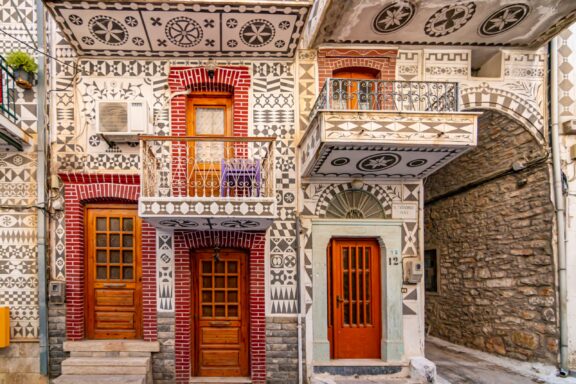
266,317,303,384
153,313,175,384
424,110,558,363
48,304,67,379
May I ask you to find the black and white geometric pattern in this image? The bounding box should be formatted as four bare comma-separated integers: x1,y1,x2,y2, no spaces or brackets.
45,1,310,57
157,231,174,312
479,4,530,37
372,1,416,34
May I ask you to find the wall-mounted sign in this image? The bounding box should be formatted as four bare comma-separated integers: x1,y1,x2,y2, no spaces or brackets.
392,203,418,219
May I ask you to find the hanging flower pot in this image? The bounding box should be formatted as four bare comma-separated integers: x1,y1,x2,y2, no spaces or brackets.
5,51,37,90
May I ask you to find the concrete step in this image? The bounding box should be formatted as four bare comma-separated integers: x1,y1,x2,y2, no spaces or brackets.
64,340,160,353
189,377,252,384
53,375,146,384
61,356,149,375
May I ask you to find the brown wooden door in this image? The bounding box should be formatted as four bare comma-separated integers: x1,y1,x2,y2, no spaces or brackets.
192,249,248,377
85,205,142,339
333,69,379,110
187,94,233,197
328,239,381,358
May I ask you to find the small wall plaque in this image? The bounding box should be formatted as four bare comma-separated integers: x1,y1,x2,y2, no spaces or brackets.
392,203,418,219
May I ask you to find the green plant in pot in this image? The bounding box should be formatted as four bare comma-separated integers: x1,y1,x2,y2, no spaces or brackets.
5,51,38,90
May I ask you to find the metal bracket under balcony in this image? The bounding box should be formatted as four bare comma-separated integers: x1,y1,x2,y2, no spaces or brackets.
299,79,480,179
139,136,276,231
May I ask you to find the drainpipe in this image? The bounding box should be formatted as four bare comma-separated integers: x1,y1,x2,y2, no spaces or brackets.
35,0,48,376
550,37,569,377
296,216,303,384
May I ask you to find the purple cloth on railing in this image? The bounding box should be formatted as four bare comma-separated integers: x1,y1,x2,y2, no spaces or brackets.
220,158,261,197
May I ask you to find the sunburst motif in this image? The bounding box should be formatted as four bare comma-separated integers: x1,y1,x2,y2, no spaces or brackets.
324,191,385,219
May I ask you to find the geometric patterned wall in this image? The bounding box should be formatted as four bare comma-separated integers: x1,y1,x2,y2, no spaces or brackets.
0,0,40,340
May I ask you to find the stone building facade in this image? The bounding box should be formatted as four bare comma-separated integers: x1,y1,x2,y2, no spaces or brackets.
0,1,575,383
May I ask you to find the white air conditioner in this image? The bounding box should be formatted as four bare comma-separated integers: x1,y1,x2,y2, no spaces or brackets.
95,100,149,142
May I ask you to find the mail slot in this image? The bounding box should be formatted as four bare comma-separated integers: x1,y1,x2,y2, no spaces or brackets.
0,307,9,348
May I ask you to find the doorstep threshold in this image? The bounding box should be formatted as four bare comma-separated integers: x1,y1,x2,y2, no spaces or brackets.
189,377,251,383
314,359,407,366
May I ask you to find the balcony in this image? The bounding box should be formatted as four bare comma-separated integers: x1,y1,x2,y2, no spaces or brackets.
298,78,480,179
139,136,276,231
0,57,31,150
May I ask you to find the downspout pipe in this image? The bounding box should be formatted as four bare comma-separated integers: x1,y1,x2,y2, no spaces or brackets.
550,37,569,377
36,0,49,376
296,217,303,384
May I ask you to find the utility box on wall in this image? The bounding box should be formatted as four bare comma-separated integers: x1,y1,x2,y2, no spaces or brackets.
0,307,9,348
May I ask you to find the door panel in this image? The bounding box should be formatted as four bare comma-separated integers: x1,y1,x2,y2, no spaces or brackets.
187,94,233,197
329,239,381,359
193,249,248,377
86,206,142,339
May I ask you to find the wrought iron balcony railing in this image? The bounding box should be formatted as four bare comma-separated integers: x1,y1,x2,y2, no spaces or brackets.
309,78,459,122
141,136,275,199
0,57,17,122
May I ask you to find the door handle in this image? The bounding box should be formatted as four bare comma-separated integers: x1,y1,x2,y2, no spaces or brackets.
103,283,126,288
210,321,231,327
336,296,344,307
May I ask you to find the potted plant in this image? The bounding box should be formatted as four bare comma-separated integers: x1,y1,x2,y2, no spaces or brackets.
5,51,38,89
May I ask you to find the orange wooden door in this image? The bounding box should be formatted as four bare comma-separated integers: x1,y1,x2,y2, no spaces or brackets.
192,249,249,377
332,69,379,110
328,239,381,358
187,94,233,197
85,206,142,339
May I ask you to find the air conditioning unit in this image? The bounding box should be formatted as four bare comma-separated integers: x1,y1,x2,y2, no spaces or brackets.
95,100,149,142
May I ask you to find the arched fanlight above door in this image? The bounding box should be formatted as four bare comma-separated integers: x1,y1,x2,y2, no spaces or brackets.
324,190,385,219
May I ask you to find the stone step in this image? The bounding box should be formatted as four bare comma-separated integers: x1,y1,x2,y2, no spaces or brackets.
61,356,149,375
53,375,146,384
64,340,160,353
189,377,252,384
312,377,425,384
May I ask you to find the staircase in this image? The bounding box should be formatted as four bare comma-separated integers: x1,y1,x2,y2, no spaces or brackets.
53,340,160,384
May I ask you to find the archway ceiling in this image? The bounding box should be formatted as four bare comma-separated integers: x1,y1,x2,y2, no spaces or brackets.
305,0,576,49
44,1,311,58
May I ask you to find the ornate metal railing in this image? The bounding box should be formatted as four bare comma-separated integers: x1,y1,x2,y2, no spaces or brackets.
309,78,459,121
0,57,17,122
141,136,275,199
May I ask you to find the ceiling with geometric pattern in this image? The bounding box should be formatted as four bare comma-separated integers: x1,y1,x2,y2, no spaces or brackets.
306,0,576,49
45,1,311,58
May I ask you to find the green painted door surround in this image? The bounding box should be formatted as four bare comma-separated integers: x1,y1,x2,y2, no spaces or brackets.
311,219,404,362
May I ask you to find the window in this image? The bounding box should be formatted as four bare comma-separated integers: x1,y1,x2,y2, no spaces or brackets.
424,249,438,293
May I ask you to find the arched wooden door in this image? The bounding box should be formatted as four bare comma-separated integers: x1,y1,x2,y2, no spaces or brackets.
332,68,379,110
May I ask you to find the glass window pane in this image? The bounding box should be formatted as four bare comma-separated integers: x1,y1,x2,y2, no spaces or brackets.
96,250,107,263
228,305,238,317
96,234,107,247
96,266,107,280
228,277,237,288
202,261,212,274
228,261,238,274
123,267,133,280
123,235,133,248
110,250,120,264
110,218,120,231
96,218,107,231
109,234,120,247
202,305,212,317
215,277,225,288
196,107,224,135
195,142,224,163
123,218,133,231
215,261,225,274
202,277,212,288
215,291,225,303
110,266,121,280
228,291,238,303
202,291,212,303
215,305,225,317
123,250,133,264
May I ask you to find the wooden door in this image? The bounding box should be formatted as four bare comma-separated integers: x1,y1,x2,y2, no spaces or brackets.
328,239,381,359
333,69,379,110
187,94,233,197
85,206,142,339
192,249,249,377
